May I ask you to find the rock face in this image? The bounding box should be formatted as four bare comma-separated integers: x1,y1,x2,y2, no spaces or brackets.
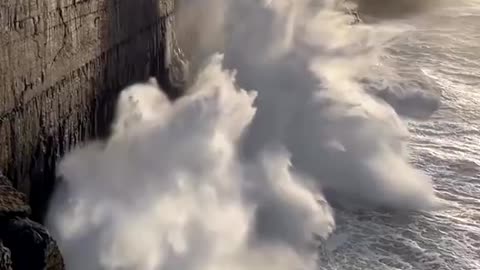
0,0,184,222
1,0,184,268
0,173,64,270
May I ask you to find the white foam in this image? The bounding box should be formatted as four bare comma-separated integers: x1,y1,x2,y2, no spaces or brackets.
48,55,334,270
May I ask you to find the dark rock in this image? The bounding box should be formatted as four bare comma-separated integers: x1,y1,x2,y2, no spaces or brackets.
0,172,64,270
0,218,64,270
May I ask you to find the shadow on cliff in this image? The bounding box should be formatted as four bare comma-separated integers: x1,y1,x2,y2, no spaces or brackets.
94,0,182,139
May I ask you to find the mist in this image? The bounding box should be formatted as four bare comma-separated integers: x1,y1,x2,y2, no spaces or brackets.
48,0,443,269
176,0,441,209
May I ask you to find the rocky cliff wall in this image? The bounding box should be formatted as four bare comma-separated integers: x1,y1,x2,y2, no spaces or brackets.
0,0,184,222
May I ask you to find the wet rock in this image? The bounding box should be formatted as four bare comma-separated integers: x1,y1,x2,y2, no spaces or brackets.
0,218,64,270
0,173,64,270
0,175,30,219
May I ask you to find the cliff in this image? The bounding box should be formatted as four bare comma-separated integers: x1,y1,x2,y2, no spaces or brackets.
0,0,184,222
0,0,185,268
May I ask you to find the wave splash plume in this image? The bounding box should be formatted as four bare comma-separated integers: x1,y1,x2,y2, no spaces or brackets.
48,0,443,269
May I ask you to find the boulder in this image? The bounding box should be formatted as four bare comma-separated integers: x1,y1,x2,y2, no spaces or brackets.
0,173,64,270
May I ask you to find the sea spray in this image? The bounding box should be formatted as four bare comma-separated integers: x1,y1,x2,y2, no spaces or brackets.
48,56,334,270
177,0,440,208
49,0,443,269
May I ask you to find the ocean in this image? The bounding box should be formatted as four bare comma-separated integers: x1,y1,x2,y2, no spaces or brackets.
325,2,480,269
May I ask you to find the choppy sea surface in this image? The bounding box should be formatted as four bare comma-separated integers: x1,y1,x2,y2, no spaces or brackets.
322,3,480,269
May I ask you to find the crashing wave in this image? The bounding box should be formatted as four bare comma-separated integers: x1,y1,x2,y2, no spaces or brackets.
48,0,444,269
